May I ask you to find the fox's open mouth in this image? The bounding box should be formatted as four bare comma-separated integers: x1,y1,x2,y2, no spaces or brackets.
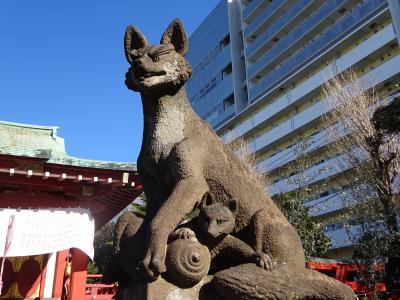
138,71,166,81
137,74,166,87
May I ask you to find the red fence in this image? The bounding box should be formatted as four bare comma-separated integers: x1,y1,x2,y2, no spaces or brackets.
307,261,399,299
85,274,117,300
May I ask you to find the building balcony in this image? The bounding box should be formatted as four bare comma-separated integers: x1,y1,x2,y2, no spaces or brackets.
220,24,396,140
256,145,294,172
248,0,387,101
308,188,363,217
325,226,358,249
242,0,264,22
267,154,348,196
248,53,400,176
211,104,236,128
267,144,373,199
251,100,326,157
246,0,321,62
247,0,350,81
307,193,347,217
256,124,346,173
244,0,287,40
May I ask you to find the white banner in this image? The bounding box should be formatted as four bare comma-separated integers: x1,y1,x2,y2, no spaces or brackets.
0,208,94,259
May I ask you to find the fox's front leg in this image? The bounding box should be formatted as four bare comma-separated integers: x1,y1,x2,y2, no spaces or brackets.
138,165,169,220
142,175,208,279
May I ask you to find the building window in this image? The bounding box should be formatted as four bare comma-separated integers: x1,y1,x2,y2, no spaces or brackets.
220,35,230,50
190,46,220,75
310,129,321,137
242,0,252,6
250,34,257,41
193,74,221,102
205,109,219,123
320,190,329,198
325,222,344,232
221,63,233,79
223,94,235,111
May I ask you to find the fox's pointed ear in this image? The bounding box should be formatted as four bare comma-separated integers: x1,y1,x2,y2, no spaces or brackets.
161,19,188,55
200,191,215,209
124,25,148,64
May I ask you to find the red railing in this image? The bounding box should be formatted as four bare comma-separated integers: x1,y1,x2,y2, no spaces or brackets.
85,274,117,300
86,261,398,300
307,261,399,300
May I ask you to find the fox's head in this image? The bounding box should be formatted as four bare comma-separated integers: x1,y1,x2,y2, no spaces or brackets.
124,19,192,95
197,192,237,241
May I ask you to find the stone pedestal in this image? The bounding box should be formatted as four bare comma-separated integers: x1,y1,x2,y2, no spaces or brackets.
116,275,220,300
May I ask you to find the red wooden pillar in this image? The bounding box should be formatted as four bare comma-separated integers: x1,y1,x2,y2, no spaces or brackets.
69,249,88,300
53,250,70,298
335,264,348,282
39,254,49,298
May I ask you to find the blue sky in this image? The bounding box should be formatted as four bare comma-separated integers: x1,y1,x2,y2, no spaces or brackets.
0,1,219,163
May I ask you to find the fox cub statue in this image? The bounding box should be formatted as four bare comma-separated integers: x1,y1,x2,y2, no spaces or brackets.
172,192,277,272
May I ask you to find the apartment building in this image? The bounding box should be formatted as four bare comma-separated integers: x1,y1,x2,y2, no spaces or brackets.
185,0,400,258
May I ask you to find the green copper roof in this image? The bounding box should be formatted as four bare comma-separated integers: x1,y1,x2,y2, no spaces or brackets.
0,120,136,171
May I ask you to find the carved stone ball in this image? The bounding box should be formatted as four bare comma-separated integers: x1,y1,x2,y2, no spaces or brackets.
165,239,210,288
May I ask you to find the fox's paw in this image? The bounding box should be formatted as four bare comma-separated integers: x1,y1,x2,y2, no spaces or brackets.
171,228,197,241
255,252,276,271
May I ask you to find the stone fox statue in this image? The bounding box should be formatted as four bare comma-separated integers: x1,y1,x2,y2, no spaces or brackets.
103,211,144,286
114,211,143,254
124,19,305,279
123,19,354,299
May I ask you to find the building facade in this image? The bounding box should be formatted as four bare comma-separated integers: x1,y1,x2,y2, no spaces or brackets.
185,0,400,258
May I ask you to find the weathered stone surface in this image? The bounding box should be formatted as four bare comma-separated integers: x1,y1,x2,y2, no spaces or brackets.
165,239,210,288
116,276,220,300
213,264,355,300
114,211,144,254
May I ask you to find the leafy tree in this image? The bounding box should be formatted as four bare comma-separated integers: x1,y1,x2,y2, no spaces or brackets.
91,222,115,274
273,191,332,259
131,192,147,216
268,135,334,259
87,193,148,275
86,261,100,283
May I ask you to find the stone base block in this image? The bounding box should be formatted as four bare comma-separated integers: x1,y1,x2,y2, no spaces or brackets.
116,275,220,300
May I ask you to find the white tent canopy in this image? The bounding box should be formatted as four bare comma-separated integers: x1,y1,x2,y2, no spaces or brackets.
0,208,94,259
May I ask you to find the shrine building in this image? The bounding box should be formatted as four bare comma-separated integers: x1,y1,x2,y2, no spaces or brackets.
0,121,143,299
